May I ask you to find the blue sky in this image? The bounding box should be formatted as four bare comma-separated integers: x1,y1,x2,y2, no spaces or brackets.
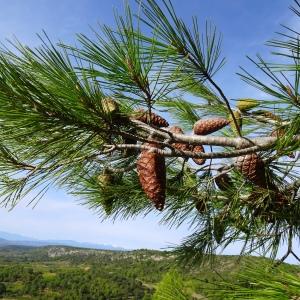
0,0,298,261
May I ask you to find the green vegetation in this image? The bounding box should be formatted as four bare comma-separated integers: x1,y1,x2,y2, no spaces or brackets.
206,261,300,299
0,246,299,299
0,246,159,300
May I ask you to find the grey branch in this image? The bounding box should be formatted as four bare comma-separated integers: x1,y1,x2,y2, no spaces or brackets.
245,112,290,126
104,143,270,159
131,119,299,149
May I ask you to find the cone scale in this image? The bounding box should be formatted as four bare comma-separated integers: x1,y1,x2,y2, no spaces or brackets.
167,126,189,152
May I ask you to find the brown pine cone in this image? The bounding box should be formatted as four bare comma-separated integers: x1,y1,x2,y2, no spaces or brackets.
133,109,169,127
192,145,206,165
273,190,289,207
195,199,206,213
235,153,267,188
167,126,189,152
137,143,166,211
215,170,232,191
167,126,184,135
193,118,230,135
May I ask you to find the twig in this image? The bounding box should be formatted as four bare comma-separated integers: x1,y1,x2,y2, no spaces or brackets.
103,143,268,159
212,167,234,181
291,251,300,263
131,119,298,149
245,112,290,126
273,227,293,267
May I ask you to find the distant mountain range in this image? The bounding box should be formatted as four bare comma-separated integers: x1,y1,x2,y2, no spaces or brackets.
0,231,125,251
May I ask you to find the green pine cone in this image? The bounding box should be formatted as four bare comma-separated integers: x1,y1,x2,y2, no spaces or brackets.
228,110,242,136
236,98,259,112
101,97,119,115
213,217,225,244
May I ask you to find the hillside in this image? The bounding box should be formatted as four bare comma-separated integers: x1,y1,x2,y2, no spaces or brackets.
0,246,299,299
0,231,124,251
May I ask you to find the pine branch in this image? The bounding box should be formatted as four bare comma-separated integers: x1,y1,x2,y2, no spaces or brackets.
0,0,298,267
130,119,297,149
104,143,271,160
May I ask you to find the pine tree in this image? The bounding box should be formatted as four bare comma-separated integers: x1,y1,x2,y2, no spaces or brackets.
0,0,299,265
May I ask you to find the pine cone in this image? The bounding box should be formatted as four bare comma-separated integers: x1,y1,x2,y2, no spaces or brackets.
97,170,115,215
192,145,206,165
229,110,242,136
213,217,225,244
167,126,184,135
235,153,267,188
215,170,232,191
100,97,130,125
195,199,206,213
193,118,229,135
274,192,289,206
167,126,189,152
97,171,114,187
101,97,119,114
236,98,259,112
133,109,169,127
102,197,114,215
137,144,166,210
